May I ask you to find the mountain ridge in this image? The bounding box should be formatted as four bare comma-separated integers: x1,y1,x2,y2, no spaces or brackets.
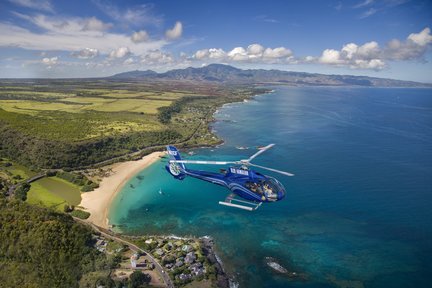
109,64,430,87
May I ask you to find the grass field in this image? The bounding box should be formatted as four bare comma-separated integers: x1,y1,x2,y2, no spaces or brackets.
27,182,67,211
81,99,172,114
0,82,208,142
0,108,164,141
27,176,82,210
0,159,37,184
0,98,172,115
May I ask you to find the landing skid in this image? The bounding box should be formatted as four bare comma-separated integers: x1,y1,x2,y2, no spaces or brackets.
218,193,263,211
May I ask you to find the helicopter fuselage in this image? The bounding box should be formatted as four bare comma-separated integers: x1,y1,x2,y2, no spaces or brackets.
166,163,286,203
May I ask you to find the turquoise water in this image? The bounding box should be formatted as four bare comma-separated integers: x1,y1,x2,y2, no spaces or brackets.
109,87,432,287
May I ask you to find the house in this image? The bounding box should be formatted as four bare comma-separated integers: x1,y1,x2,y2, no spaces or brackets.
155,248,164,256
145,239,153,244
190,263,204,276
184,252,196,264
178,273,191,281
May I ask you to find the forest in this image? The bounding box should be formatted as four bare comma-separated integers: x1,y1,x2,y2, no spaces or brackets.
0,197,112,287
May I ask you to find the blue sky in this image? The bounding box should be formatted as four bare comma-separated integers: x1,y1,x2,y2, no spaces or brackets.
0,0,431,82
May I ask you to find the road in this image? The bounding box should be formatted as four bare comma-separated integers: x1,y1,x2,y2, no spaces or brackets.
73,217,174,288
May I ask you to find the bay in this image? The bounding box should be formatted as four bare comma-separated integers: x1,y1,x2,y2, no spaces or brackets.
109,87,432,287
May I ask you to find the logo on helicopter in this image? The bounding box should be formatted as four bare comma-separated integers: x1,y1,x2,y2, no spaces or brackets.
230,168,249,176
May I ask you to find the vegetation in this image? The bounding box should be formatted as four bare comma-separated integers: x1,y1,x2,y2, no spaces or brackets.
26,177,82,210
55,171,99,191
129,271,151,288
0,198,110,288
157,96,210,124
14,182,30,201
26,181,66,210
0,79,263,170
0,158,38,193
70,209,91,219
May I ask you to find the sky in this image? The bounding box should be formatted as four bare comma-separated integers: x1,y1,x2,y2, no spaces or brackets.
0,0,431,82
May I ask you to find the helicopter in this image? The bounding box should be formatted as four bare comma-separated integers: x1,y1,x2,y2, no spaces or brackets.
165,144,294,211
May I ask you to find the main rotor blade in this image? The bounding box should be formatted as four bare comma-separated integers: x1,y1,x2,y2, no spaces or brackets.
247,144,275,162
249,163,295,177
170,160,236,165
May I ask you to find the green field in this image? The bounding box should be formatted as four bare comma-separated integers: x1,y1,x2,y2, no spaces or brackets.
0,159,37,185
0,82,201,142
0,98,173,115
27,176,82,210
2,162,36,179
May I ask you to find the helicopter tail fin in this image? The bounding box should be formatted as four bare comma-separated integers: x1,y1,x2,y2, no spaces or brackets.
165,145,187,180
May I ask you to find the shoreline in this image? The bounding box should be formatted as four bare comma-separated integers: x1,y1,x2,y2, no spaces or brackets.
79,151,165,229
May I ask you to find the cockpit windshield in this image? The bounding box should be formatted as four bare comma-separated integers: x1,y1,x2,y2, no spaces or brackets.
244,177,285,201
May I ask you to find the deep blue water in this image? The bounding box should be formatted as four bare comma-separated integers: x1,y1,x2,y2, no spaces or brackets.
110,87,432,287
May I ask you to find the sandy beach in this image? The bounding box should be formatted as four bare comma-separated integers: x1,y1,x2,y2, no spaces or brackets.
80,151,165,229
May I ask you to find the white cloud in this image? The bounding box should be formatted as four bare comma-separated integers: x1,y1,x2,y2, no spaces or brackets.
316,28,432,70
359,8,377,18
94,1,163,27
192,44,294,64
131,30,149,43
384,28,432,61
354,59,385,69
165,22,183,40
71,48,99,59
263,47,292,59
12,13,112,34
141,50,173,65
340,41,380,60
8,0,54,12
41,56,58,66
319,44,383,69
227,47,248,61
354,0,374,9
247,44,264,56
193,48,226,60
0,16,167,55
357,41,380,57
82,17,112,32
305,56,316,62
123,57,135,65
193,49,209,60
319,49,343,64
109,47,130,59
207,48,226,59
408,27,432,46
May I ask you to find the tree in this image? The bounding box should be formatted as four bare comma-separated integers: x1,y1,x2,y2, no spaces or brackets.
128,271,151,288
63,204,74,213
14,182,30,201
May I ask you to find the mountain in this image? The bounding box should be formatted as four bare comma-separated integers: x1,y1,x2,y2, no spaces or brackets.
109,64,430,87
111,69,158,79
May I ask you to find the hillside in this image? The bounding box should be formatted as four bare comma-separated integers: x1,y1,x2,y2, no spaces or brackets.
110,64,430,87
0,80,263,169
0,198,111,288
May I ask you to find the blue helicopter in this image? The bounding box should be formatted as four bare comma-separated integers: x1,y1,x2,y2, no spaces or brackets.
165,144,294,211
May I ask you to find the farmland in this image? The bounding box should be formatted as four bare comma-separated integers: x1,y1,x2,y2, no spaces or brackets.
0,79,266,171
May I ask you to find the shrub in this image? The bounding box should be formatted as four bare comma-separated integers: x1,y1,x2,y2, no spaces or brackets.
14,183,30,201
70,209,90,219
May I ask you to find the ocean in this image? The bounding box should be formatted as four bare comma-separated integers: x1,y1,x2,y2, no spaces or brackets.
109,87,432,287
